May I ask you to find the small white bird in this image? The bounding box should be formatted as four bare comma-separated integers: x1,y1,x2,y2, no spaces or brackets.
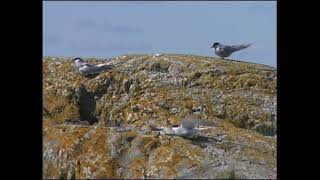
152,117,215,138
153,53,162,57
72,57,114,75
210,42,251,59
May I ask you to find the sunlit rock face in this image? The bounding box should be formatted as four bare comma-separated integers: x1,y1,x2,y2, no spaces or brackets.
43,54,277,179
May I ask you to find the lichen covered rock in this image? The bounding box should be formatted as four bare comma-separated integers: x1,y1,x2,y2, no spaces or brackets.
43,54,277,179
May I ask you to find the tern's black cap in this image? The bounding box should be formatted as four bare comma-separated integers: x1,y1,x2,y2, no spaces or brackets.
211,42,220,48
72,57,83,62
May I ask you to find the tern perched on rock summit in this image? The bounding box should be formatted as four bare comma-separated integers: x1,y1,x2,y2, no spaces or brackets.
72,57,114,75
151,116,215,138
210,42,251,59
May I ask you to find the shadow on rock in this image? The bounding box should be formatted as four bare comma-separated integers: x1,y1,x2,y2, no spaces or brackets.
74,84,98,125
185,135,222,148
84,73,100,79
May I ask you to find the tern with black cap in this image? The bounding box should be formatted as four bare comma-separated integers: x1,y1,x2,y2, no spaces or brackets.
210,42,251,59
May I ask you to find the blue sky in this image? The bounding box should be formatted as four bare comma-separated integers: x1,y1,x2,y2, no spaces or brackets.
43,1,277,67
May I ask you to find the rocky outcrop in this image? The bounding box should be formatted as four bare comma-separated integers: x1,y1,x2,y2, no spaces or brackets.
43,54,277,179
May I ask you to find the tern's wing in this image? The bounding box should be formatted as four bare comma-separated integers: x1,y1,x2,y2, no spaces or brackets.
95,63,114,69
229,43,251,52
195,120,215,127
75,62,94,68
181,117,214,129
82,63,94,67
181,118,196,129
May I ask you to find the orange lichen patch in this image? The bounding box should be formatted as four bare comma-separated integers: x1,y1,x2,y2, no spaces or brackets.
79,158,115,179
43,117,52,128
60,62,73,72
43,88,80,124
182,98,195,110
43,60,49,76
202,76,219,88
170,138,204,160
132,120,144,128
148,138,205,178
45,95,69,111
151,146,178,177
44,163,60,178
43,125,64,143
81,128,108,154
61,127,90,149
124,131,137,141
152,89,168,99
212,120,276,153
167,116,181,126
74,128,116,178
138,136,159,154
123,111,141,123
54,104,80,124
126,157,147,178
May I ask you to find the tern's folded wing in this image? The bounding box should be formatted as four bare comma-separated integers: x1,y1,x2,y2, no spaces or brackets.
83,63,95,67
181,118,198,129
182,117,214,129
229,44,251,51
196,120,215,127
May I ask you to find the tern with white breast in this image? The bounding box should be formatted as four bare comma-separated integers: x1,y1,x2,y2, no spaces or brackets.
152,117,215,138
72,57,114,75
210,42,251,59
